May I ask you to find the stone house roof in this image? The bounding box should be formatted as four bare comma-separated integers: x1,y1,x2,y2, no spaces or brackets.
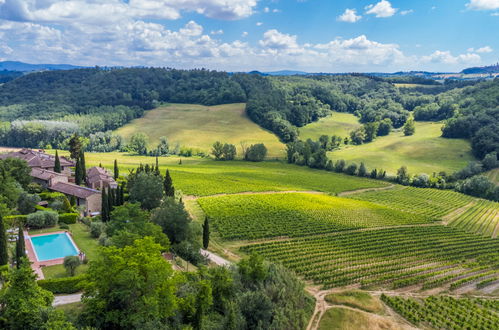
30,168,67,181
87,166,117,186
50,182,101,199
0,149,74,168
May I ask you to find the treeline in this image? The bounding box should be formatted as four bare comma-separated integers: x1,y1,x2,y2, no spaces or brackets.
0,70,23,84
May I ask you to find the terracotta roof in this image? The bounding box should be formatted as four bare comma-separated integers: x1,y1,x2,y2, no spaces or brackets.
50,182,101,199
0,149,74,168
87,166,117,185
30,168,67,181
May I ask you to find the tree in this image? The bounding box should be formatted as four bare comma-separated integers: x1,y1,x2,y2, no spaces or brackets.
202,217,210,249
128,132,149,155
164,169,175,197
54,150,61,173
68,133,82,160
0,215,8,266
397,166,410,185
334,159,346,172
101,188,109,222
350,127,366,145
377,118,393,136
345,163,358,175
211,141,224,160
63,255,81,276
0,260,72,330
128,171,164,210
358,162,367,177
194,280,213,330
80,151,87,182
403,117,416,136
152,198,193,245
113,159,119,180
157,136,170,156
482,152,498,170
75,156,83,185
244,144,267,162
80,237,177,329
222,143,237,161
15,227,26,268
18,192,41,215
363,122,379,142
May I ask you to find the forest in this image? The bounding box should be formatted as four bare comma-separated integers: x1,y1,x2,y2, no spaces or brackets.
0,67,497,160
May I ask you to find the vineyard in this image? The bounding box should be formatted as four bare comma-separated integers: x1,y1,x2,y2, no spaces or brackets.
381,295,499,329
348,186,474,219
241,226,499,289
447,200,499,238
197,193,432,240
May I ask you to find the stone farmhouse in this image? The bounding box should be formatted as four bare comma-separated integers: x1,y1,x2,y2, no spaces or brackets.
86,166,118,190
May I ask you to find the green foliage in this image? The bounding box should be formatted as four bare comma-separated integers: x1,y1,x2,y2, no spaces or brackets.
15,227,26,268
403,116,416,136
68,133,83,160
163,169,175,197
38,275,86,294
80,237,178,329
54,150,61,173
244,143,267,162
63,256,81,277
447,199,499,237
128,171,163,210
26,211,58,229
113,159,119,179
202,217,209,250
89,221,105,239
58,213,78,224
0,215,8,266
128,132,149,155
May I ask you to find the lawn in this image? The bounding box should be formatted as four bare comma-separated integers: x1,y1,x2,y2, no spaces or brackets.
299,111,361,140
115,103,286,158
324,291,384,314
52,151,387,197
330,121,475,175
39,223,99,279
318,308,398,330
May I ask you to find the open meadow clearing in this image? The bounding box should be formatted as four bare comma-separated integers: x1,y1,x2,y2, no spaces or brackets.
198,193,433,240
299,111,361,140
330,121,475,176
115,103,286,158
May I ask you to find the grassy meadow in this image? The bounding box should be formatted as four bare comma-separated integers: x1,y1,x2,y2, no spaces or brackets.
299,111,361,140
484,168,499,185
330,121,475,175
115,103,286,158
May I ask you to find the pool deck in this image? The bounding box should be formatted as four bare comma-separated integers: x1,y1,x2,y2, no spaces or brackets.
25,230,79,280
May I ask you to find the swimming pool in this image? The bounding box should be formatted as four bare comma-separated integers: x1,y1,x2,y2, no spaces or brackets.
30,233,79,261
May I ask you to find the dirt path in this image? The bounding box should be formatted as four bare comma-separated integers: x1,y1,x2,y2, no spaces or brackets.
183,190,326,201
53,293,82,306
337,184,396,197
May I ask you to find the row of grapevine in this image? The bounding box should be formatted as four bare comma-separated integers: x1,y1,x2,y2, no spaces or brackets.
198,193,431,240
447,200,499,238
348,186,474,219
241,226,499,289
381,295,499,329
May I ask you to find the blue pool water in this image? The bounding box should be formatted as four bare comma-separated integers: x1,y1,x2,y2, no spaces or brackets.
30,233,79,261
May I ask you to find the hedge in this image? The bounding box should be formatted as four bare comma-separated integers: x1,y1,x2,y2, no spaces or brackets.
35,205,55,212
39,192,66,201
59,213,79,224
3,214,27,226
38,274,87,294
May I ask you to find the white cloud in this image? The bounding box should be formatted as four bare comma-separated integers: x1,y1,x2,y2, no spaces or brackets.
466,0,499,10
476,46,493,53
365,0,397,18
259,29,299,50
272,9,280,13
210,29,224,35
264,7,269,13
337,9,361,23
241,31,248,37
421,50,481,65
256,22,263,26
400,9,414,15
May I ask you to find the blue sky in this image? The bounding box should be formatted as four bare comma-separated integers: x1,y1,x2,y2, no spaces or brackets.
0,0,498,72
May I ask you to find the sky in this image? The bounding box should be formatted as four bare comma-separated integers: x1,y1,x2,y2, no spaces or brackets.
0,0,498,72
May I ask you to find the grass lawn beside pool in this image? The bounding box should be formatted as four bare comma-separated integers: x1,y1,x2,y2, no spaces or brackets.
299,111,361,140
330,121,475,176
37,223,99,279
115,103,286,158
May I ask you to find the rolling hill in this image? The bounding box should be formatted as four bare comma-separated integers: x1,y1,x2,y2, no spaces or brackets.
298,111,361,140
115,103,286,158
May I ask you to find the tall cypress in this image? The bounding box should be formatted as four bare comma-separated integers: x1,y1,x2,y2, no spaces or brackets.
54,150,61,173
114,159,119,180
108,188,114,214
101,188,108,222
15,227,26,268
75,156,82,185
80,151,87,182
120,184,125,205
0,215,8,266
202,217,210,249
164,169,175,197
155,156,160,176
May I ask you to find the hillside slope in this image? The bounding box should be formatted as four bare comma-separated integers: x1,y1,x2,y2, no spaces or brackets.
115,103,286,158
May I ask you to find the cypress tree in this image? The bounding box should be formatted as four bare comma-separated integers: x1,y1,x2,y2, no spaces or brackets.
101,189,108,222
0,215,8,266
80,151,87,182
202,217,210,249
155,156,160,176
75,156,82,185
108,188,114,214
114,159,119,180
15,227,26,268
120,184,125,205
70,195,76,206
54,150,61,173
164,169,175,197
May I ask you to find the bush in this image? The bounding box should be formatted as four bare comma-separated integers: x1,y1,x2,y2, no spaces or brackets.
18,192,41,215
244,144,267,162
63,256,81,276
90,222,105,238
38,274,86,294
38,192,66,202
59,213,78,224
26,211,58,229
3,215,27,227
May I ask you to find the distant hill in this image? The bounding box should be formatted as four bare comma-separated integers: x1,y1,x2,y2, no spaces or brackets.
0,61,84,72
461,63,499,74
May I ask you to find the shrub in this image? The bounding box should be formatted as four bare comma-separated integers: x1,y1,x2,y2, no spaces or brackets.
18,192,41,215
3,215,27,227
26,211,58,229
59,213,78,224
244,144,267,162
38,274,86,294
63,256,81,276
59,224,69,230
90,222,105,238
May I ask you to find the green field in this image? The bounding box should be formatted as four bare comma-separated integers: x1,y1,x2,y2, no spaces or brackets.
299,111,361,140
242,226,499,289
198,193,432,240
348,186,474,220
115,103,285,158
484,168,499,185
447,200,499,238
53,151,386,196
330,121,475,175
